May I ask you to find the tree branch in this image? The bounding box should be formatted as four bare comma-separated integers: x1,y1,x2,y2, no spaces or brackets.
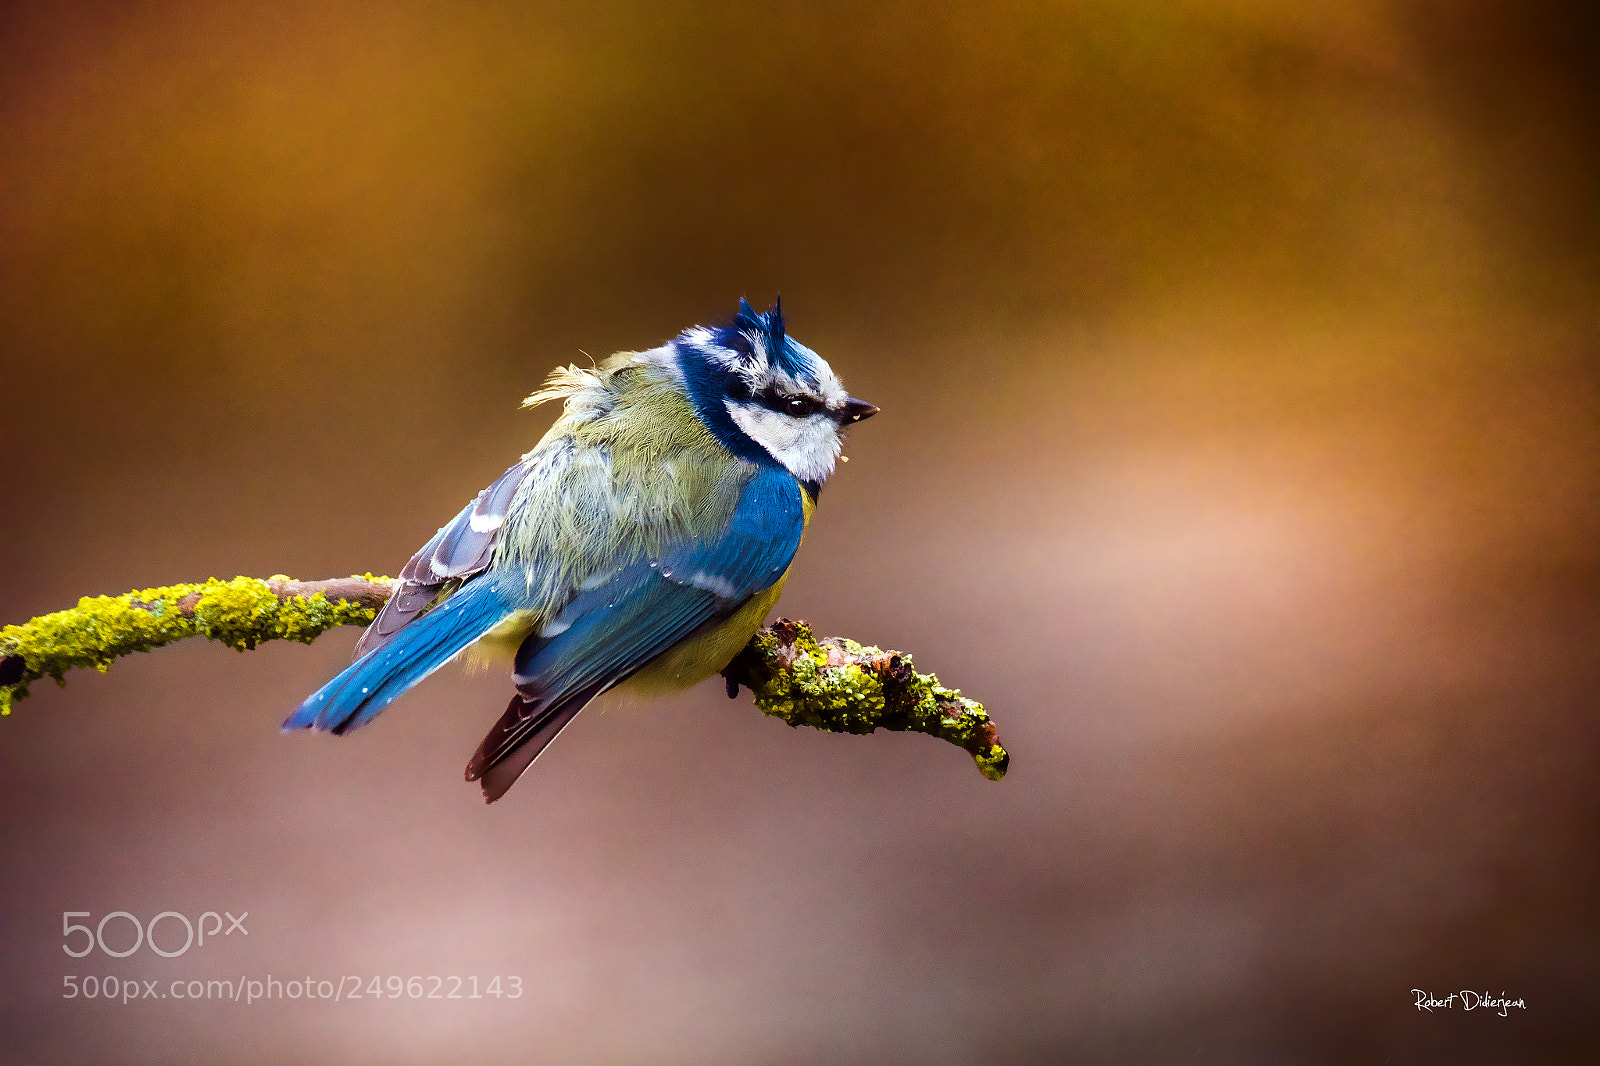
720,618,1009,781
1,575,1007,780
0,575,395,713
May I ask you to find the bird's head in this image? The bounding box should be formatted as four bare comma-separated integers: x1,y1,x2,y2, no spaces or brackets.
673,297,877,487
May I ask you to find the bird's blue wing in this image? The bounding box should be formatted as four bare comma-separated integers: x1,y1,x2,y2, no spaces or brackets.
466,466,806,800
283,574,515,733
284,456,534,735
354,457,532,659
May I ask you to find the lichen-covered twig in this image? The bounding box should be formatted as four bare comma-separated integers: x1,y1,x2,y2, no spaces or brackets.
0,575,395,715
2,577,1007,780
720,618,1009,781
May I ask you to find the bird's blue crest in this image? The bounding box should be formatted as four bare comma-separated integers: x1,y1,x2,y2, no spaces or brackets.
716,296,813,379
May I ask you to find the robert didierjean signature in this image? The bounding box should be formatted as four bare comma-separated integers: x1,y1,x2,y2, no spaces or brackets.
1412,990,1527,1017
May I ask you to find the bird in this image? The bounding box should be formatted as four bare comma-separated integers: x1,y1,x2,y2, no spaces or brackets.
284,298,877,802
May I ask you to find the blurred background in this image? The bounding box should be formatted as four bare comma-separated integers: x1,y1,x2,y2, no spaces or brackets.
2,1,1596,1062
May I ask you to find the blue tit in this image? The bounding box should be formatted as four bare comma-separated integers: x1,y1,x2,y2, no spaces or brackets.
284,298,877,801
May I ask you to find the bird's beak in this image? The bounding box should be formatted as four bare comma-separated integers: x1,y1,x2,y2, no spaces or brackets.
840,397,879,424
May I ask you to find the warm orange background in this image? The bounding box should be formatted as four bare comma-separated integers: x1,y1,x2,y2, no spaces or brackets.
2,2,1596,1062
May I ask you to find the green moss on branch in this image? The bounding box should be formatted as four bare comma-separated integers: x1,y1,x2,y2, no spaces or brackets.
0,575,394,715
721,618,1008,781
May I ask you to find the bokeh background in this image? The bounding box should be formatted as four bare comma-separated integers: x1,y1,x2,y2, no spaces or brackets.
2,1,1596,1062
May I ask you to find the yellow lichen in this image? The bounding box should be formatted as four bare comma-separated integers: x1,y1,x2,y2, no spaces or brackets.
730,618,1007,780
0,576,387,715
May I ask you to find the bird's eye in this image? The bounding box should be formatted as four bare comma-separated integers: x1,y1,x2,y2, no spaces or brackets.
784,396,819,417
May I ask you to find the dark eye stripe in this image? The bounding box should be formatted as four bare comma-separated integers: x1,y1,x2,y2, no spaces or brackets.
747,386,822,418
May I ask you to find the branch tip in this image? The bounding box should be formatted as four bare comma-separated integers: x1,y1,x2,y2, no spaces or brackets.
720,617,1008,781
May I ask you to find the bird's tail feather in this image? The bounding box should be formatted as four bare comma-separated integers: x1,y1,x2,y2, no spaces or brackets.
466,682,607,803
283,578,511,734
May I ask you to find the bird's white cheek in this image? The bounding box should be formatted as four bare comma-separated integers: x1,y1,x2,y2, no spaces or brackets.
726,403,841,483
